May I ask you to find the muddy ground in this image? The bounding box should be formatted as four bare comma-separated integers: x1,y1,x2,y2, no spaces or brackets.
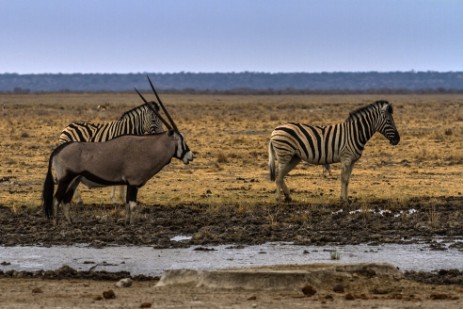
1,196,462,248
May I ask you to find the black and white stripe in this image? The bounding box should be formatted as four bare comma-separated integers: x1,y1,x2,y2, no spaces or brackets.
59,103,163,143
268,100,400,203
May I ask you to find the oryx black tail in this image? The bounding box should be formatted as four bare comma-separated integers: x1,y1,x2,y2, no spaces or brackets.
43,153,55,220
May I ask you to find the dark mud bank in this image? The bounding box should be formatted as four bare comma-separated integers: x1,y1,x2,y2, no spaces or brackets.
1,196,462,248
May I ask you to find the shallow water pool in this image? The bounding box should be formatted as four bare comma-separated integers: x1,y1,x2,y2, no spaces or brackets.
1,242,462,276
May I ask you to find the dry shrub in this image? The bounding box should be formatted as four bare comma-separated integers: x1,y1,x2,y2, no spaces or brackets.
216,152,228,163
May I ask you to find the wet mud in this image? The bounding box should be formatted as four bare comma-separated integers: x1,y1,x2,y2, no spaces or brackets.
1,196,462,248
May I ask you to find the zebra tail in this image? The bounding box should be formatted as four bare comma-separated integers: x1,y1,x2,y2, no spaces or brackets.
268,141,276,181
42,154,55,220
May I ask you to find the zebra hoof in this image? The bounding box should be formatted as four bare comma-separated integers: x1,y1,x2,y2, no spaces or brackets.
341,199,351,207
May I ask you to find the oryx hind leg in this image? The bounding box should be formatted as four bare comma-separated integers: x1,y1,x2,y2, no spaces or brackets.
62,177,81,224
53,178,74,225
125,186,138,225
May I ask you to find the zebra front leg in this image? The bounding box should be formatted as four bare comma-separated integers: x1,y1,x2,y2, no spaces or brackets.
73,189,83,205
119,186,125,203
111,186,117,206
340,160,355,205
112,186,126,206
125,186,138,225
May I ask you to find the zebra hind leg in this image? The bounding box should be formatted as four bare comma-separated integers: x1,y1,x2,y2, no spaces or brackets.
322,164,332,178
275,157,301,202
73,188,84,205
340,160,355,205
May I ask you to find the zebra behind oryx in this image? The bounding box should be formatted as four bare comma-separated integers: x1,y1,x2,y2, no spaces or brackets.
58,80,164,204
59,103,163,144
268,100,400,203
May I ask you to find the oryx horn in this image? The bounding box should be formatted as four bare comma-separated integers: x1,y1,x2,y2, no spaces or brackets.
134,88,172,131
147,75,179,133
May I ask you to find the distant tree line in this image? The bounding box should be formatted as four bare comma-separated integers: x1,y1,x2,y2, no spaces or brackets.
1,72,462,93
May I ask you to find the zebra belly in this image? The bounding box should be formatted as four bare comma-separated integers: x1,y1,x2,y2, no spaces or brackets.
300,154,340,165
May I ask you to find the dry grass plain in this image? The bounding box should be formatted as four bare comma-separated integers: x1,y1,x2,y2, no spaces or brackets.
0,93,462,211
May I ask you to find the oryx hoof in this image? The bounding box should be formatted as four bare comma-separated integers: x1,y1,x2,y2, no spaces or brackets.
284,195,292,203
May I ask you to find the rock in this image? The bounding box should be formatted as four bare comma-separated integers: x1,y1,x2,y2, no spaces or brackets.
345,293,355,300
115,278,133,288
301,285,317,297
140,302,152,308
102,289,116,299
31,287,43,294
333,283,345,293
193,247,216,251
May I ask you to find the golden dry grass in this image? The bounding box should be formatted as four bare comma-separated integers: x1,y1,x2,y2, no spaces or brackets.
0,93,462,209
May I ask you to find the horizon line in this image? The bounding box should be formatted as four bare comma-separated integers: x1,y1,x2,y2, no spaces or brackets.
1,70,463,75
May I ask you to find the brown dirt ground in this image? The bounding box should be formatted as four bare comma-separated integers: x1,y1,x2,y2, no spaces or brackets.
0,93,462,308
1,271,463,308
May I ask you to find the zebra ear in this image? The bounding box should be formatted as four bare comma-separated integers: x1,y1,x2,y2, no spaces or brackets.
381,102,393,114
381,102,389,112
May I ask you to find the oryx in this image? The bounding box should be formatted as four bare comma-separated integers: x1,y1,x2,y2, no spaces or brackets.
42,83,193,225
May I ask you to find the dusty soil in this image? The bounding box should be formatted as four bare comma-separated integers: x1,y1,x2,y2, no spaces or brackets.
1,264,463,308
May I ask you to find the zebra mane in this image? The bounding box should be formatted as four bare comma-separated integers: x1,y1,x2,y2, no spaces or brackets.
119,102,158,120
347,100,390,121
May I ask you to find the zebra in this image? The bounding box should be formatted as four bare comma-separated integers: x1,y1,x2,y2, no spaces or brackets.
268,100,400,203
59,103,163,143
58,98,164,204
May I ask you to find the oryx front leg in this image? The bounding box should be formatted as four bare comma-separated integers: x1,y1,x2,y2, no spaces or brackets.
125,186,138,225
340,159,355,205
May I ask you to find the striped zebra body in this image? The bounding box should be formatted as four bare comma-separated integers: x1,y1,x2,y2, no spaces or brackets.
58,102,164,204
60,104,162,143
269,100,400,203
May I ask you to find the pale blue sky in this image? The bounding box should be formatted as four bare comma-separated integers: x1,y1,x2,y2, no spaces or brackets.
1,0,462,73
